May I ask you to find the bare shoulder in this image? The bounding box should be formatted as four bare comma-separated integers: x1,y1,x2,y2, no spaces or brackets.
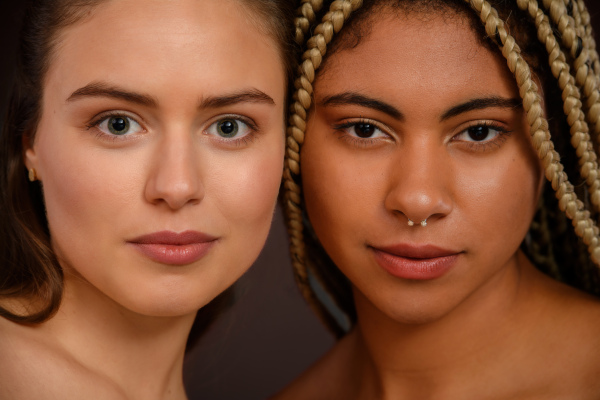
0,317,124,400
530,271,600,396
271,331,360,400
535,270,600,340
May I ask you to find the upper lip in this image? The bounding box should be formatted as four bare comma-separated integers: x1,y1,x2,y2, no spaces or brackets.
371,243,460,259
127,230,218,245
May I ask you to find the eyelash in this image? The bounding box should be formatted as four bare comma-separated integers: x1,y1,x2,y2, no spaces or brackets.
86,111,144,142
453,121,512,152
205,114,259,148
333,119,512,152
332,118,390,148
85,112,260,147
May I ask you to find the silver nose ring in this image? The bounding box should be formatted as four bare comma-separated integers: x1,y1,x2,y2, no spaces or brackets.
407,218,427,227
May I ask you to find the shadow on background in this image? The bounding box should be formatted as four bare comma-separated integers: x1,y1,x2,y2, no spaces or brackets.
1,2,600,399
184,209,333,399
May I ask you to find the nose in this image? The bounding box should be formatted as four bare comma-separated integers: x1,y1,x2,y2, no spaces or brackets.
384,141,453,225
144,129,204,210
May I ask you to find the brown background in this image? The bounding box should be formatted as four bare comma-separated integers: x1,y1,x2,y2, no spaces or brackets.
1,2,600,399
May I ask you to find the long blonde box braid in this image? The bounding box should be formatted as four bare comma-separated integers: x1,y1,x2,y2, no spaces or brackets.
284,0,363,334
534,0,600,161
465,0,600,264
513,0,600,211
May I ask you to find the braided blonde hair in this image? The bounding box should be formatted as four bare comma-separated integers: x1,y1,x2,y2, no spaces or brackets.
283,0,600,335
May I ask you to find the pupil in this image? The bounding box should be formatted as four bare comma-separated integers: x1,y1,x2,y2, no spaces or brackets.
468,126,489,141
218,120,238,137
355,123,375,138
109,117,128,135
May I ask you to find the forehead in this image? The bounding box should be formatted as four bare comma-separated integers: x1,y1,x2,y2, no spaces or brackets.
315,12,517,110
45,0,283,104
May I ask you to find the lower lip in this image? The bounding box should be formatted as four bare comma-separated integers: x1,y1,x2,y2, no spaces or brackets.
129,241,216,266
372,249,458,280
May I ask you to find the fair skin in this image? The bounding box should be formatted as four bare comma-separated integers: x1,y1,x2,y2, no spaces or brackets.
0,0,285,399
275,11,600,400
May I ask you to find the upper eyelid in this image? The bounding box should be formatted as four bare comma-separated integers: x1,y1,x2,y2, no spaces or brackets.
205,114,258,131
88,110,146,130
453,121,508,135
334,118,392,135
87,111,258,131
455,118,508,129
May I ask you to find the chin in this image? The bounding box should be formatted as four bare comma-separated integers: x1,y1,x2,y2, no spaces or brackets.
384,305,457,326
123,298,214,319
362,286,466,327
110,280,226,319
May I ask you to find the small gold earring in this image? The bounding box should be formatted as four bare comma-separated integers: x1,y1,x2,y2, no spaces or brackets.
28,168,37,182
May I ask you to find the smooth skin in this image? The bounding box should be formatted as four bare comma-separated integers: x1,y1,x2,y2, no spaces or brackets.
0,0,285,399
275,10,600,400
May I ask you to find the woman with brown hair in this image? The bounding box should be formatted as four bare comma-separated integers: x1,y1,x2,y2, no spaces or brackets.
279,0,600,397
0,0,295,398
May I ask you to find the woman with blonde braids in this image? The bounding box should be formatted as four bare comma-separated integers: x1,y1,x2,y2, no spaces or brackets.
277,0,600,398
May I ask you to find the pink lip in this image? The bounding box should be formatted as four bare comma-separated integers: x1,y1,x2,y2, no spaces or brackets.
127,230,218,266
370,244,461,280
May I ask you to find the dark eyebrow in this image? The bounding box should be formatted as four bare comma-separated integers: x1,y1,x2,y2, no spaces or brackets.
67,81,158,107
320,92,403,120
200,89,275,109
441,96,523,121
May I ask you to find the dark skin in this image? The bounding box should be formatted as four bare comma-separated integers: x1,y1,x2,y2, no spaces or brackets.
274,12,600,400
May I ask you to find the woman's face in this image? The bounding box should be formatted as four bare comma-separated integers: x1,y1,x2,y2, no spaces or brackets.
302,12,543,324
25,0,285,317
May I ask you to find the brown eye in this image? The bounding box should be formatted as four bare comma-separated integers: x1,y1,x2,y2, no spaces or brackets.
354,123,376,138
453,123,509,150
467,126,492,141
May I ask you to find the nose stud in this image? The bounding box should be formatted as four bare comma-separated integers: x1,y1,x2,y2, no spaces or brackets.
407,218,427,227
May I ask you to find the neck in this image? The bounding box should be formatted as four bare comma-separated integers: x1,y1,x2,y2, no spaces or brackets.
39,273,195,399
349,251,544,399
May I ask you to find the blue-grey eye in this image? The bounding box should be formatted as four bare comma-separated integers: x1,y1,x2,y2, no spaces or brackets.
217,119,239,138
97,115,142,136
108,117,129,135
207,117,252,140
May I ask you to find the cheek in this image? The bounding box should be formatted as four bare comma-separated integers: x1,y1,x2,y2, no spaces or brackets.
209,139,284,237
36,130,138,254
301,132,364,256
457,146,542,250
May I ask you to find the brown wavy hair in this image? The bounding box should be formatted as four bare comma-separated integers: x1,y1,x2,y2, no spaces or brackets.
283,0,600,337
0,0,297,343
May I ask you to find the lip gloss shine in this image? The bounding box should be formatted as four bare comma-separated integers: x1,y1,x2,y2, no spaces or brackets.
127,230,218,266
371,244,460,280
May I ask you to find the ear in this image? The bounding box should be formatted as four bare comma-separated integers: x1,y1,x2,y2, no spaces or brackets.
22,133,39,177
